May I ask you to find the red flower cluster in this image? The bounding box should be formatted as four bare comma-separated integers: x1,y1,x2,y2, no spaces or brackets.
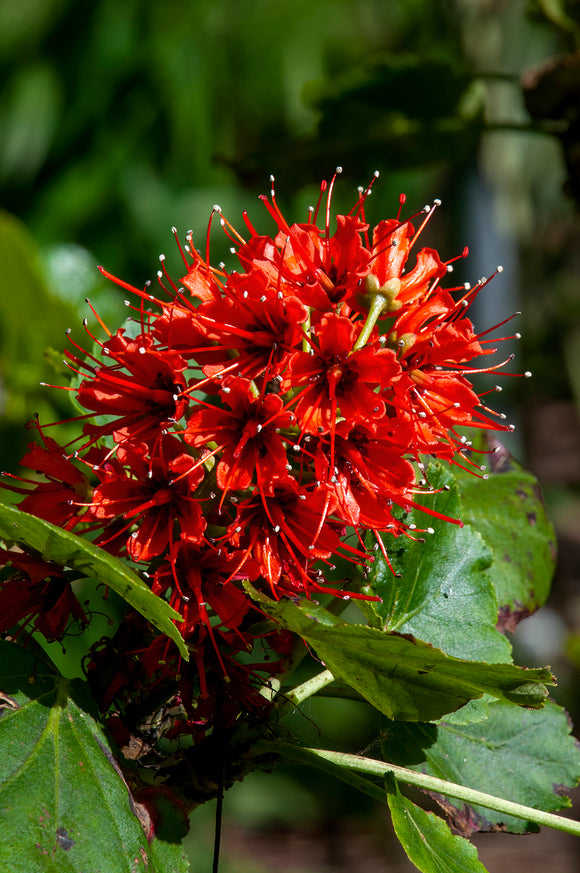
1,171,519,743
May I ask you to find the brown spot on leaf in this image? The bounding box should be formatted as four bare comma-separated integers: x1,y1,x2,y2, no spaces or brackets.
503,553,512,564
132,800,154,842
528,512,537,526
56,827,74,851
427,793,496,836
497,602,533,633
429,792,539,836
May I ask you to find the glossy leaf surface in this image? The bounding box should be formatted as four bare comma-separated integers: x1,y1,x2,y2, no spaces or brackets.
250,589,553,721
385,772,488,873
381,700,580,834
453,436,556,630
365,464,511,664
0,641,189,872
0,503,187,659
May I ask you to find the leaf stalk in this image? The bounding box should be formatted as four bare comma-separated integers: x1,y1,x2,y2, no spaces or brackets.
260,741,580,837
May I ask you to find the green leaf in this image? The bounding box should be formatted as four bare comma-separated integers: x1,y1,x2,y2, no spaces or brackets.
0,641,189,872
453,436,557,630
385,772,488,873
381,700,580,834
248,589,553,721
365,464,511,664
0,503,188,660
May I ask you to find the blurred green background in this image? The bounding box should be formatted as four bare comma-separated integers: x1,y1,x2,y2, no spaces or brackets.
2,0,580,870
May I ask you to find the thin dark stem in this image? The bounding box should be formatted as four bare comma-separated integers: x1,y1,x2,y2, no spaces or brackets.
212,684,225,873
212,769,224,873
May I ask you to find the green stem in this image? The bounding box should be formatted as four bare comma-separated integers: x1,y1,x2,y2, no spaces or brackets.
352,293,388,351
282,669,335,709
302,308,311,353
260,741,580,837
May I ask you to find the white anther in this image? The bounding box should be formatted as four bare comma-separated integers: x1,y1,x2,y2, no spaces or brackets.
464,282,471,290
138,347,146,355
446,264,454,272
524,371,532,378
433,198,441,206
497,265,504,273
336,166,343,173
159,254,165,262
212,204,222,213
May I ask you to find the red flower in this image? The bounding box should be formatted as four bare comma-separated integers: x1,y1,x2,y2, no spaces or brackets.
269,215,371,310
0,550,87,641
2,434,91,530
185,377,294,497
196,284,308,381
366,217,447,309
283,313,400,434
88,436,206,561
314,419,416,528
77,331,189,446
228,481,367,596
153,542,257,639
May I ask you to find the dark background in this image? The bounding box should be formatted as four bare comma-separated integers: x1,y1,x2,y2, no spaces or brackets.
1,0,580,869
